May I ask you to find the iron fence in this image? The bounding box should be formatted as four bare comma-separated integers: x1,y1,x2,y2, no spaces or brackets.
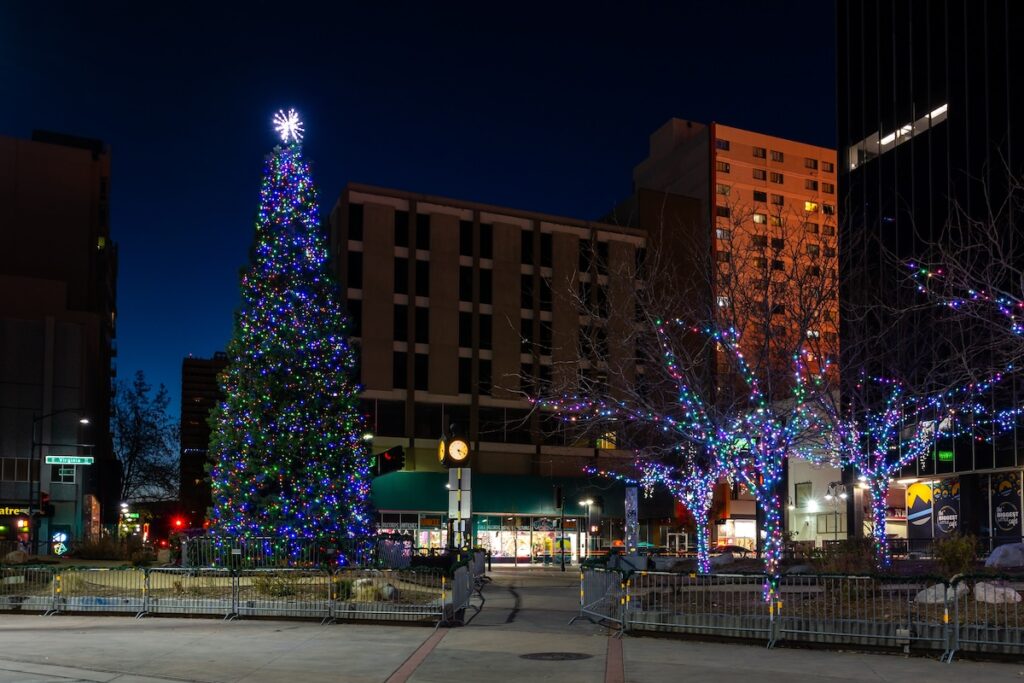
181,535,414,569
947,574,1024,659
146,568,238,618
331,567,447,623
0,565,55,613
57,567,148,616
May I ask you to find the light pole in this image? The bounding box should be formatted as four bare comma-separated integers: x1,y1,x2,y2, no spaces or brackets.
30,409,89,555
579,499,594,557
824,482,847,542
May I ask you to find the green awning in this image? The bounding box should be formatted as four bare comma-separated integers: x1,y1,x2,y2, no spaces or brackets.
372,471,672,517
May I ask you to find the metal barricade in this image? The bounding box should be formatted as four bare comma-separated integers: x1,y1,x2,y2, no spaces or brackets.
625,572,774,643
776,574,951,653
331,568,446,624
0,565,55,613
56,567,147,616
948,574,1024,660
146,568,237,618
571,567,625,629
235,569,333,619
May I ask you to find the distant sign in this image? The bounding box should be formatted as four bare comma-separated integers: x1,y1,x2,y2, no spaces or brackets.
45,456,93,466
937,450,954,462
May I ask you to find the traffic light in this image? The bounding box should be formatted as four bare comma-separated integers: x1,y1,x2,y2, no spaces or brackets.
39,492,54,518
172,516,186,530
377,446,405,475
553,485,564,510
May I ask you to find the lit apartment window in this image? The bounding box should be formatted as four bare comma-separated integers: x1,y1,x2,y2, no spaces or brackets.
822,182,835,194
753,190,767,202
716,205,731,218
822,161,835,173
805,179,818,191
753,147,767,159
769,216,782,227
716,139,731,151
770,172,784,184
804,158,818,170
752,213,767,224
804,201,819,213
716,161,731,173
822,204,836,216
716,228,732,240
771,194,784,206
716,183,731,195
753,169,767,180
770,150,784,162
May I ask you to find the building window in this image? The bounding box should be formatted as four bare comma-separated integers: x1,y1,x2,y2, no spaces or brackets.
539,277,552,312
805,179,818,191
822,161,834,173
415,260,429,297
716,160,731,173
804,222,819,234
771,259,784,270
539,320,553,350
752,213,767,224
771,237,784,250
753,146,767,159
479,359,492,394
769,215,782,227
479,223,494,259
716,251,731,263
459,220,473,256
520,273,534,309
753,168,767,180
459,266,473,301
393,304,408,342
596,241,609,275
770,171,784,184
393,352,408,389
716,139,731,150
415,213,431,250
824,246,836,257
751,235,768,248
346,250,363,290
479,269,493,304
755,257,768,269
716,205,731,218
822,182,835,194
804,201,819,213
346,299,362,337
520,318,533,353
1,457,30,482
715,228,731,241
771,194,784,206
458,358,472,394
822,204,836,216
348,203,364,241
479,313,493,350
51,464,75,484
394,257,409,294
521,229,534,264
822,224,836,236
459,311,473,348
806,244,820,257
804,158,818,170
395,210,409,248
716,183,731,196
414,353,429,391
540,232,553,267
753,190,767,202
770,150,784,162
415,307,429,344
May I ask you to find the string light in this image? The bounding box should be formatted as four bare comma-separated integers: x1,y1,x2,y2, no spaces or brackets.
207,113,372,562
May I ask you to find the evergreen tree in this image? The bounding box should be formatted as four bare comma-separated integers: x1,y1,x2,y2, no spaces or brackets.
208,110,373,555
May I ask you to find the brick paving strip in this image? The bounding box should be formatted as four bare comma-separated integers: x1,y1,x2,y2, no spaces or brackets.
605,636,625,683
384,629,449,683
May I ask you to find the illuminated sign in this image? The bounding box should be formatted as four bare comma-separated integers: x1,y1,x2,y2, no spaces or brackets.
937,450,954,462
45,456,93,465
0,506,30,516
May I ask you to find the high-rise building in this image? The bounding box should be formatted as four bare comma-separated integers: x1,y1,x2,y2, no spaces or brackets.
838,1,1024,548
179,352,228,523
0,131,118,551
330,184,673,560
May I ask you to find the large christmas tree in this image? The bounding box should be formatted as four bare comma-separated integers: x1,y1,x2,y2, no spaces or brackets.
208,109,373,554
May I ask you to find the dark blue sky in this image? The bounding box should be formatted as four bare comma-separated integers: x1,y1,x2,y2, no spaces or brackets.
1,2,836,418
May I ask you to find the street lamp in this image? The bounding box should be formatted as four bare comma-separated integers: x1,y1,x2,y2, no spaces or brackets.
824,482,847,542
30,409,89,555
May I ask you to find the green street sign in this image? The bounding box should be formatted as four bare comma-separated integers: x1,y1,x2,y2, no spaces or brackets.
44,455,94,466
937,450,954,462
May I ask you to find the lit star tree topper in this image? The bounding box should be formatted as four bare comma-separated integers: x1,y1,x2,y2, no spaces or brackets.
207,111,373,560
273,108,305,144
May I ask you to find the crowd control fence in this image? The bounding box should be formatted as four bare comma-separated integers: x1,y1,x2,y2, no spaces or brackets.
0,565,472,627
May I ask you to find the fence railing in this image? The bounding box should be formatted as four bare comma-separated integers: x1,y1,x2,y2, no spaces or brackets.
1,565,471,626
571,568,1024,659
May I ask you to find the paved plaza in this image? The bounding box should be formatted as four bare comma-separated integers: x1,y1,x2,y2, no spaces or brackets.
0,568,1021,682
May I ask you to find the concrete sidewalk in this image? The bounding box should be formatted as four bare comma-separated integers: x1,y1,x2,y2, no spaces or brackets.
0,569,1020,682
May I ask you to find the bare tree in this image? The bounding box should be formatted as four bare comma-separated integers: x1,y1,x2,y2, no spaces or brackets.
111,370,179,502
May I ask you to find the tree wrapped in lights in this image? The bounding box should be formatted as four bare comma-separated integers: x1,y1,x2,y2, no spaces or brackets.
207,110,373,557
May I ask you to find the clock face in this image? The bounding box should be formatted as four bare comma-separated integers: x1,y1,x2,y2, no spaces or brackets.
448,439,469,462
438,439,446,463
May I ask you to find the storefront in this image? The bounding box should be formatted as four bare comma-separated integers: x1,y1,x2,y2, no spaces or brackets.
0,504,31,545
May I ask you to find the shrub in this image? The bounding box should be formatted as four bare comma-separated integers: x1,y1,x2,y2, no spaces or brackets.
71,537,128,561
811,538,874,574
252,573,300,597
932,534,977,578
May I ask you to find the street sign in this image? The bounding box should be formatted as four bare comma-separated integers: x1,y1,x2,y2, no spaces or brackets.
44,456,94,465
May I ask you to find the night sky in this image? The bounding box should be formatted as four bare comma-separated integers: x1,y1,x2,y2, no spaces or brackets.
1,2,836,418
